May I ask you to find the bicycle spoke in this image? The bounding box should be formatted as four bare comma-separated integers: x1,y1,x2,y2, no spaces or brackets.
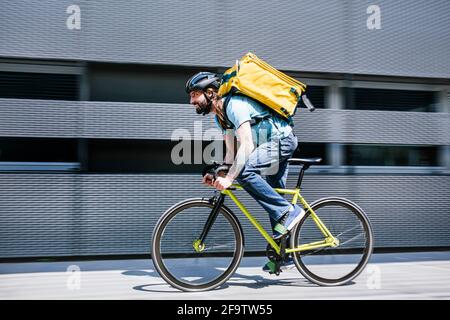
202,242,236,251
335,225,361,238
338,232,365,247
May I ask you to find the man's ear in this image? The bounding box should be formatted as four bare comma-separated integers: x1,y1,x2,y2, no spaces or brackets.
205,88,215,98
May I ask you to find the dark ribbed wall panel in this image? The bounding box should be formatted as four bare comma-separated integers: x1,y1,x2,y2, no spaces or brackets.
0,0,83,59
81,103,216,140
0,174,80,257
1,1,449,78
349,0,450,78
319,109,450,145
1,99,449,145
0,72,79,100
1,173,449,258
0,99,80,137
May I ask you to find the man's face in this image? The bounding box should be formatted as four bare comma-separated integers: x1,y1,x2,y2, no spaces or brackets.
189,90,211,115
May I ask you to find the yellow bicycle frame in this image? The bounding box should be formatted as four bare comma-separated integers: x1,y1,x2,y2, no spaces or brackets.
221,185,339,256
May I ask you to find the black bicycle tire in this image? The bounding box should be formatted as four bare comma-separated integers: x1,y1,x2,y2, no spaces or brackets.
291,197,374,286
151,198,244,292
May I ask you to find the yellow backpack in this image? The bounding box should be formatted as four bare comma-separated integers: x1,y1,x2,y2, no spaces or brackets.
218,52,315,126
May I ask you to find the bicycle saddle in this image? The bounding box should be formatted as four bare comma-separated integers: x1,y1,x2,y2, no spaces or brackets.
287,157,322,165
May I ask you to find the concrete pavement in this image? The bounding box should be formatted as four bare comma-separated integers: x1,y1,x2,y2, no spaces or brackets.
1,251,450,300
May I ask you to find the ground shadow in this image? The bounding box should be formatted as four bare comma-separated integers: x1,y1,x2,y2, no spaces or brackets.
122,270,156,277
128,268,357,293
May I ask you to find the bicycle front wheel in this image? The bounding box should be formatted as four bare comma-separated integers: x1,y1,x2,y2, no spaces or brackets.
291,197,374,286
151,198,244,292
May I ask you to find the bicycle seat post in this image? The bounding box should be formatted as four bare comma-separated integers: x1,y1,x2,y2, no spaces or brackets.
296,164,309,189
288,157,320,188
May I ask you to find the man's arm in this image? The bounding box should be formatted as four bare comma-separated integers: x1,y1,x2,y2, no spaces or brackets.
202,129,235,187
214,121,255,190
224,129,236,165
227,121,254,180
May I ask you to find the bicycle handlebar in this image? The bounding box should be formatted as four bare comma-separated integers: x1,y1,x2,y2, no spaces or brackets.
202,162,231,180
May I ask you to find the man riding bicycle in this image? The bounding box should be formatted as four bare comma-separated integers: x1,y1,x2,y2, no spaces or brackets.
186,72,306,271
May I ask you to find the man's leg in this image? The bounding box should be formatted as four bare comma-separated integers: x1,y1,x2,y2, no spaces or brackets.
255,133,298,272
265,132,298,231
236,140,293,225
266,159,289,231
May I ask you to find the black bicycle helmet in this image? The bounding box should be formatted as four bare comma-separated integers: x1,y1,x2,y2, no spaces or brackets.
185,72,220,93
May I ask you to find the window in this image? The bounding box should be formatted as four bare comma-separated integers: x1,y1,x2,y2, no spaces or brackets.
89,63,326,108
344,144,439,166
87,139,331,173
87,139,221,173
0,137,79,171
0,137,78,162
292,142,329,165
304,86,325,109
89,63,208,104
0,71,79,100
346,88,437,112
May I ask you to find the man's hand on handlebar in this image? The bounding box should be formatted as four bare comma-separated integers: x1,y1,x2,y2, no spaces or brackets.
202,173,215,187
201,163,233,190
213,176,233,191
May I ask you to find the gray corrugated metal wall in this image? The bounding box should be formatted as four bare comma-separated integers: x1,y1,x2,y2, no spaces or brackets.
1,98,450,257
1,1,450,78
1,99,449,145
1,1,450,258
1,173,449,257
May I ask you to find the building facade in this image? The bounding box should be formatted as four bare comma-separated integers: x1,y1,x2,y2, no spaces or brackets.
1,0,450,258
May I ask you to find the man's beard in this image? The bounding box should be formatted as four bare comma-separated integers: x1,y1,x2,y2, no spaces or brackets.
195,100,212,115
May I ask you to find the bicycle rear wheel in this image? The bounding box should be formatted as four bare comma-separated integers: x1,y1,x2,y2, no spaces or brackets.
291,197,374,286
151,198,244,292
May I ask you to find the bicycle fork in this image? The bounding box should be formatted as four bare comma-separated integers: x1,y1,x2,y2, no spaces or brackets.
193,193,225,253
